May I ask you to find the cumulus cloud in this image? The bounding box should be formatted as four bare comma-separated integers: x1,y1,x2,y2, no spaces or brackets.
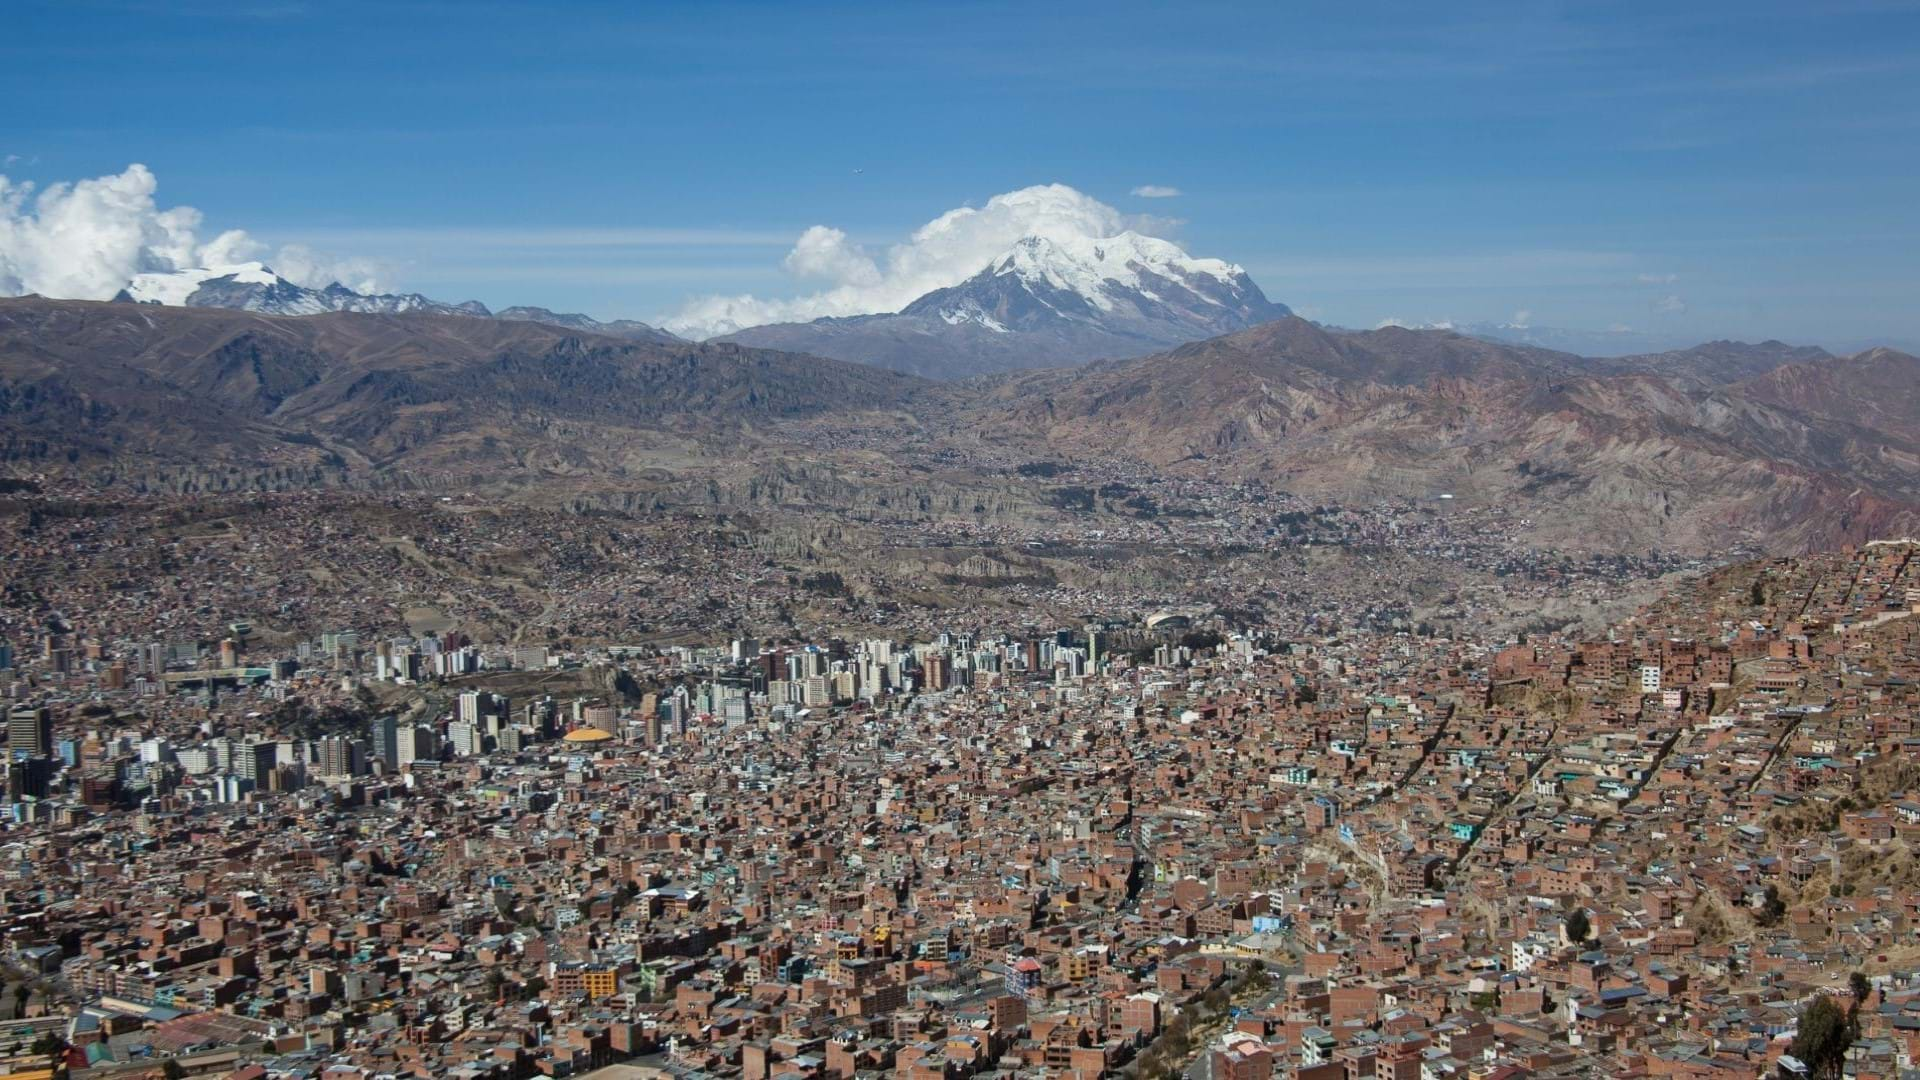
1652,294,1687,313
271,243,389,296
663,183,1169,338
0,162,386,300
1130,184,1182,198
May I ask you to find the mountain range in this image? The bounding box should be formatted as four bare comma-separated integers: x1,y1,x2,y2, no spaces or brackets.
2,295,1916,554
949,317,1920,550
0,296,912,489
116,262,684,344
111,228,1293,379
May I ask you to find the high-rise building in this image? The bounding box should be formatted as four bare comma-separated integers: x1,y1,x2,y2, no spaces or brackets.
581,702,617,734
371,716,400,768
802,675,832,708
458,691,509,729
321,629,359,661
396,725,438,767
922,654,950,692
447,721,484,758
7,758,53,801
317,736,367,778
8,706,52,760
237,740,276,783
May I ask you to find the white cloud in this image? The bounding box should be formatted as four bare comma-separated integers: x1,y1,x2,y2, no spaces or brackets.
1652,294,1687,313
1637,272,1678,284
0,162,385,300
1130,184,1182,198
663,183,1168,338
781,225,882,287
271,244,389,296
1510,309,1533,328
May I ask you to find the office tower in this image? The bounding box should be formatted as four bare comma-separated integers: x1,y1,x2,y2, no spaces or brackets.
7,758,53,801
447,721,483,758
923,654,950,692
396,725,438,767
317,736,366,778
238,740,277,783
8,706,52,760
458,691,509,727
321,629,359,660
371,716,400,768
582,702,617,734
802,675,831,708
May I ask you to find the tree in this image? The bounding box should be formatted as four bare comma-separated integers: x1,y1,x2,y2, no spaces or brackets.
1563,907,1591,946
30,1031,68,1078
1758,884,1788,926
1788,994,1852,1080
1848,971,1872,1044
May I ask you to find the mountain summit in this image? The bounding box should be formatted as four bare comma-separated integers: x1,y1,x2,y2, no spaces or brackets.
720,230,1290,378
901,231,1284,339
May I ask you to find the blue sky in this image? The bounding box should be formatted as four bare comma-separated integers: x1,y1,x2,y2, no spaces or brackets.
5,0,1919,345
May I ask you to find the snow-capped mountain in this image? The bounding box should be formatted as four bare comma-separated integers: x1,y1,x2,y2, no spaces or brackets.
720,231,1290,379
120,262,488,317
115,264,683,341
904,232,1284,337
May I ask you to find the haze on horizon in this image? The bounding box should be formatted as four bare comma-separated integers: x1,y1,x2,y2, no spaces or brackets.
4,0,1919,350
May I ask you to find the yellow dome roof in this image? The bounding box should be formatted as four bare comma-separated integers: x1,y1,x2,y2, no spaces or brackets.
562,727,616,743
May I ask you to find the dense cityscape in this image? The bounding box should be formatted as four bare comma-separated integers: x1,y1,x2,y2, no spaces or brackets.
0,477,1917,1080
8,4,1920,1078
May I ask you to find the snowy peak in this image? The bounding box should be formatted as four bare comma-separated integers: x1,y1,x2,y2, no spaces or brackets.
901,229,1288,340
122,262,285,308
723,230,1291,379
113,269,676,341
118,263,488,318
989,231,1243,313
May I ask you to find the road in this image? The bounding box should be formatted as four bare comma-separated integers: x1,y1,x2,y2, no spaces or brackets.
1178,974,1293,1080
